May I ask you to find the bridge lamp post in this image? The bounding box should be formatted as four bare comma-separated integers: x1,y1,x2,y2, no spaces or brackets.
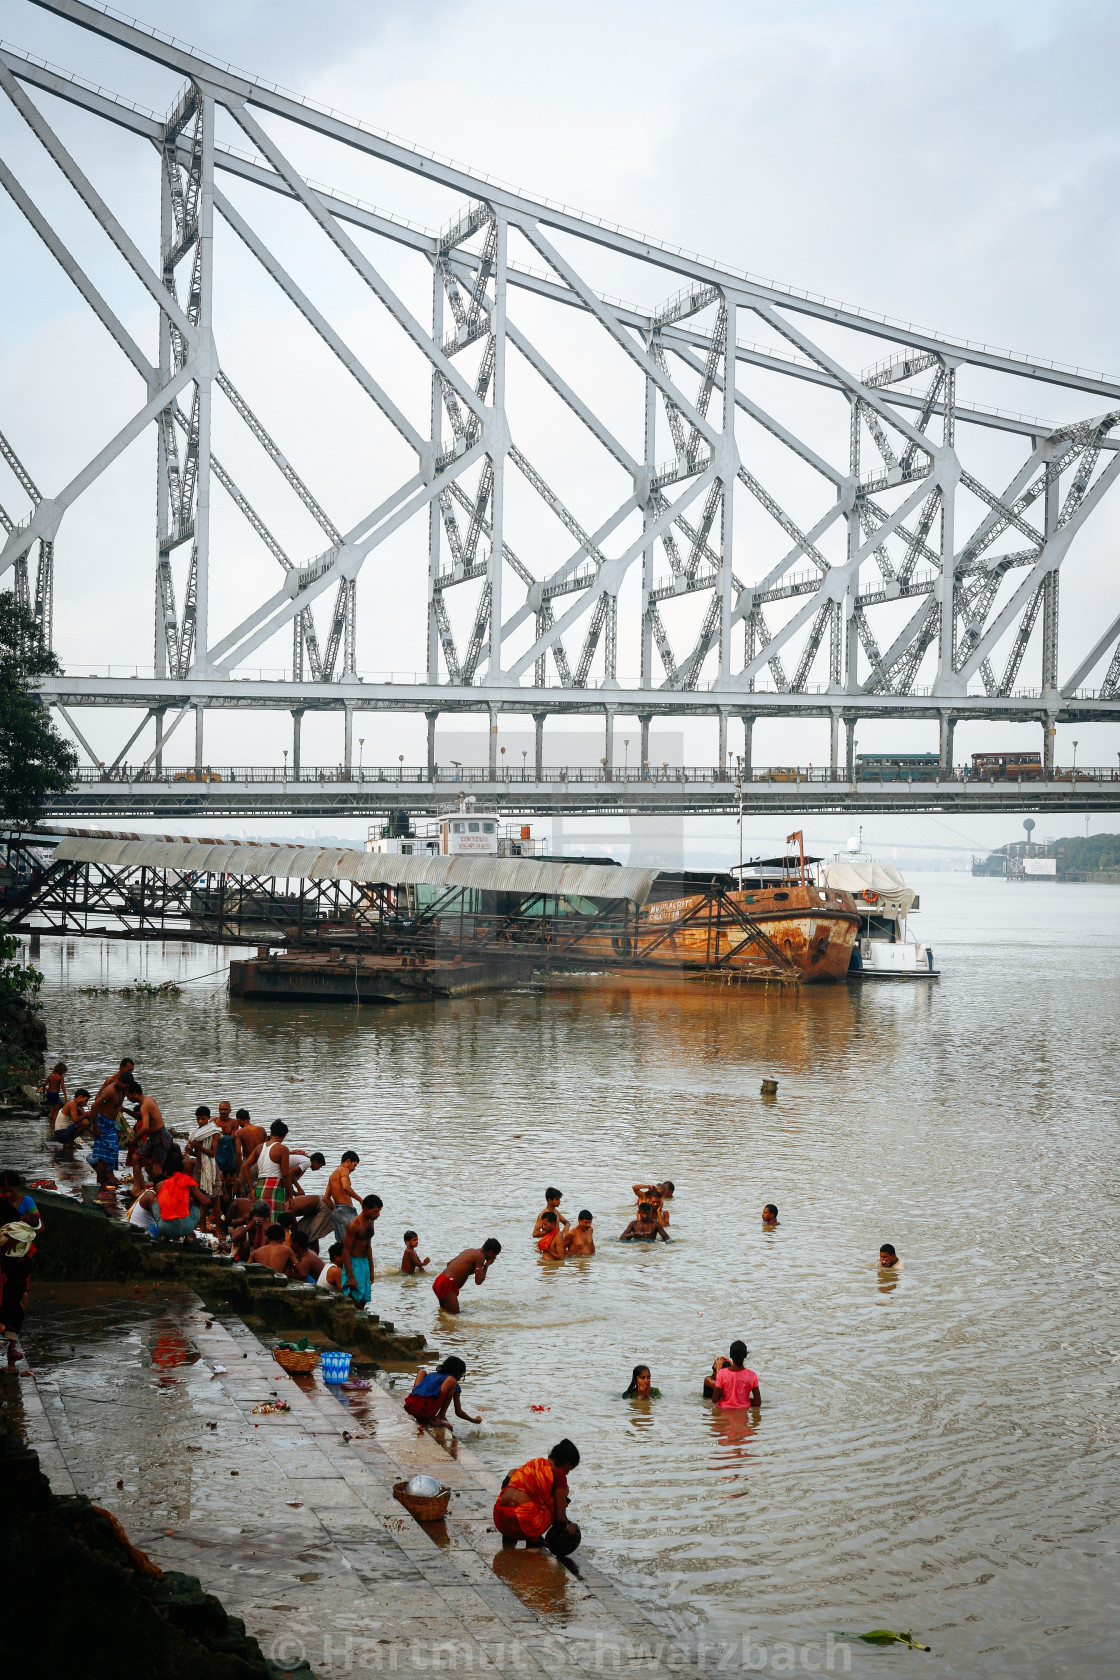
358,737,365,776
282,748,288,782
501,745,507,780
624,738,630,778
1072,739,1078,778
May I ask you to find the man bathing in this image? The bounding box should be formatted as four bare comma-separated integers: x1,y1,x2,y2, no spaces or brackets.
632,1181,673,1227
564,1210,596,1255
704,1340,761,1408
401,1231,429,1273
326,1151,361,1245
432,1239,502,1313
620,1202,671,1242
494,1440,581,1556
878,1243,901,1269
536,1212,566,1260
341,1193,382,1305
762,1203,779,1226
250,1222,298,1276
51,1088,90,1153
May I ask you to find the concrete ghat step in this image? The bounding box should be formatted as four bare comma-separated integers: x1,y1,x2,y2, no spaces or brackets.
26,1288,684,1680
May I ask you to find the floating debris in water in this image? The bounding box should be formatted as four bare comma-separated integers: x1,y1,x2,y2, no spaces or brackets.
832,1630,931,1651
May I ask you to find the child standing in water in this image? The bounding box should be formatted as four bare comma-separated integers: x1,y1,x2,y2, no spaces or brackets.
533,1189,569,1239
401,1231,429,1273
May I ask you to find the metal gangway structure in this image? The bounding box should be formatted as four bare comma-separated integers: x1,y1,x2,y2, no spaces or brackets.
2,0,1120,820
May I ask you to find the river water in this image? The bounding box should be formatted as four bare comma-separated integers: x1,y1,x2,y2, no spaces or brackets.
5,874,1119,1676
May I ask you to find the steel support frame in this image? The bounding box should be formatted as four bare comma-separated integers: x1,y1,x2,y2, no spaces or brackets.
0,0,1118,788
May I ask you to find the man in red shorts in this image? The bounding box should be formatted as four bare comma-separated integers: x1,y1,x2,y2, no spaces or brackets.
432,1238,501,1313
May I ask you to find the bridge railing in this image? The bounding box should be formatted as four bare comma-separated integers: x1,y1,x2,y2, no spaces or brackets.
68,763,1120,787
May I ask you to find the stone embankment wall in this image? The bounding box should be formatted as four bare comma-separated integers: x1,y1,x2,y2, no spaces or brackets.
32,1188,437,1365
0,1425,310,1679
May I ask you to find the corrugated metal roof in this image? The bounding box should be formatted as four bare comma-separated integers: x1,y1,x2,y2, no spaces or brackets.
51,837,660,905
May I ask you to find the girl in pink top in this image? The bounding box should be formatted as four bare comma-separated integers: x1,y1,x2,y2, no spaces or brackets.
705,1341,761,1408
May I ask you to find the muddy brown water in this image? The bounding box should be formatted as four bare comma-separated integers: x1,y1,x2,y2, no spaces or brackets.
4,874,1118,1676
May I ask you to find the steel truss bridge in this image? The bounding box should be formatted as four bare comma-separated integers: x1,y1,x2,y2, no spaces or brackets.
2,0,1120,819
45,761,1120,821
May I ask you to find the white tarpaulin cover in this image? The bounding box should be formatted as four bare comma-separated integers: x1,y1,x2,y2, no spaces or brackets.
822,858,915,917
50,836,660,906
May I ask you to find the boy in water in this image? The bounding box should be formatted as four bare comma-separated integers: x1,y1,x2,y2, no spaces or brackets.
878,1243,900,1269
322,1243,344,1291
762,1204,779,1226
536,1211,565,1260
41,1062,67,1125
401,1231,429,1273
432,1240,502,1313
564,1210,595,1255
533,1188,569,1239
342,1193,382,1305
620,1202,671,1242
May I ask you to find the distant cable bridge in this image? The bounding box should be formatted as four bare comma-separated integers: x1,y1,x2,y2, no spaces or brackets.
2,0,1120,823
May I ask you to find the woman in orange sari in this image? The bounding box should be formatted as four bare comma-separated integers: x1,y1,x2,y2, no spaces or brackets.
494,1439,581,1556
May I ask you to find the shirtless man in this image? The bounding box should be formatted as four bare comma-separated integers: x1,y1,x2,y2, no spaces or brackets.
341,1194,382,1306
564,1210,596,1255
532,1189,569,1239
249,1222,298,1276
431,1239,502,1314
236,1109,267,1194
130,1084,170,1191
288,1228,325,1282
536,1212,566,1260
88,1066,133,1189
325,1151,361,1246
620,1203,671,1242
632,1182,672,1228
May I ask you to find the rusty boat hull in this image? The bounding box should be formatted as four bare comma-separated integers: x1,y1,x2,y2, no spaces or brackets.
573,881,860,982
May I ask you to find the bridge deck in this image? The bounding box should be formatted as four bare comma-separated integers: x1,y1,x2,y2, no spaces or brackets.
45,764,1120,818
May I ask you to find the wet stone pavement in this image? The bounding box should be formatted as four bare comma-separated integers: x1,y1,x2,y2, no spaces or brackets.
5,1285,685,1680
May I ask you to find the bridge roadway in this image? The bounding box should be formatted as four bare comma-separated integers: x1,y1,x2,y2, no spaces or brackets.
46,763,1120,820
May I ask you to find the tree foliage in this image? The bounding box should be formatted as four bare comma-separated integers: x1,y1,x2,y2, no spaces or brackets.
0,591,78,825
1051,832,1120,873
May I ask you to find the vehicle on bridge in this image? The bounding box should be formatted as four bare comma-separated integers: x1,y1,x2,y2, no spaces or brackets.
969,752,1043,781
855,753,941,782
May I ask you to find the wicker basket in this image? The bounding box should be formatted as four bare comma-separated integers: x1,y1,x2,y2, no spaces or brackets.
273,1346,320,1375
393,1478,451,1522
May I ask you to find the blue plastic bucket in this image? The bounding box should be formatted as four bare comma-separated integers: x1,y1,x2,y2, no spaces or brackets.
321,1350,352,1383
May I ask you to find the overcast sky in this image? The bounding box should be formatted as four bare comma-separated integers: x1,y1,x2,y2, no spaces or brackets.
1,0,1117,854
